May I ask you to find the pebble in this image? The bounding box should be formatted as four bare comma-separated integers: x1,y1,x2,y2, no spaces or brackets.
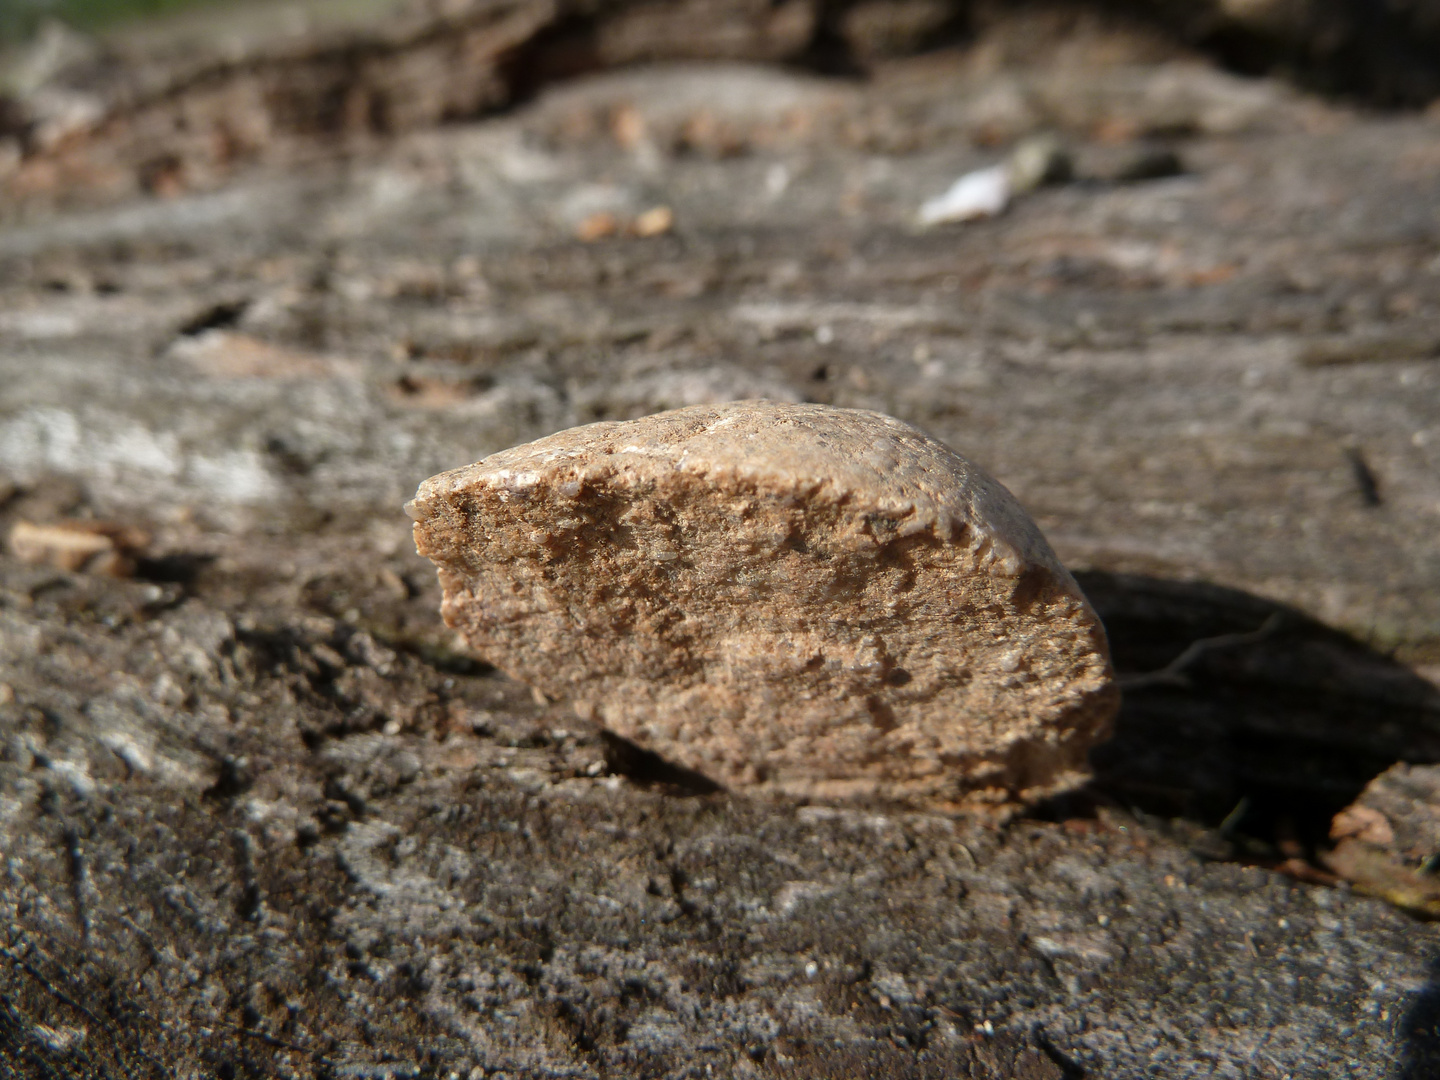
410,402,1118,811
8,519,148,577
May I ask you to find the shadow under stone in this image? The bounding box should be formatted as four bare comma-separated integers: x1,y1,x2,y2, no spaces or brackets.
135,551,216,586
1058,571,1440,859
595,571,1440,848
1400,954,1440,1079
601,730,724,796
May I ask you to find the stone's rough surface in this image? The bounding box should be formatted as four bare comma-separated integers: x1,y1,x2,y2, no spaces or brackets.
411,401,1117,808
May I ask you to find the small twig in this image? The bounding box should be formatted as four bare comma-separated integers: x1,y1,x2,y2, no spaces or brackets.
0,943,147,1080
1,944,106,1033
1345,446,1382,508
210,1019,340,1068
231,1026,317,1056
1218,797,1250,837
63,826,93,943
232,828,265,923
1119,613,1285,692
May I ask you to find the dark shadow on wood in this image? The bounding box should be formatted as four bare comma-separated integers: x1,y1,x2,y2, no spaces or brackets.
601,730,723,796
135,551,215,586
1400,954,1440,1080
1040,572,1440,860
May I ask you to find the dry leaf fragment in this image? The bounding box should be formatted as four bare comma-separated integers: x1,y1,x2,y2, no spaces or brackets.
1330,804,1396,847
1324,763,1440,917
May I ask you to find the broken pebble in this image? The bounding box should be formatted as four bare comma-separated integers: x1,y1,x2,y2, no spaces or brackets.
9,519,149,577
410,402,1117,810
918,136,1072,228
917,164,1010,227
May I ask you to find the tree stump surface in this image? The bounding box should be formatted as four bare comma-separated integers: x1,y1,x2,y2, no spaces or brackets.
2,3,1439,1077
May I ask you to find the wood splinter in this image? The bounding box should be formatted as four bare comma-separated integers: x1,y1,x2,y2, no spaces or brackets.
410,401,1118,811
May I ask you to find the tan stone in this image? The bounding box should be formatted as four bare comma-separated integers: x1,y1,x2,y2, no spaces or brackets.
9,519,149,577
410,402,1117,810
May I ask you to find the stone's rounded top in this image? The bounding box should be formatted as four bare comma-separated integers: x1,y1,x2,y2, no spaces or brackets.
410,400,1066,581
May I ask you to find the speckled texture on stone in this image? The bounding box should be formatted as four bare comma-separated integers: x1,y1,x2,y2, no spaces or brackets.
411,402,1118,809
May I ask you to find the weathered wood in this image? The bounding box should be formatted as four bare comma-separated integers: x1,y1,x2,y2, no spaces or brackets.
2,3,1440,1077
